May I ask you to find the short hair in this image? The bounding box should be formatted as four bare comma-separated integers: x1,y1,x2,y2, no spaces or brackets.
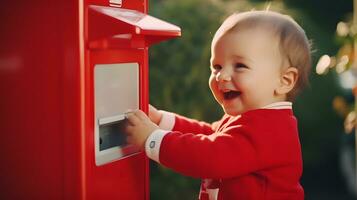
212,10,311,101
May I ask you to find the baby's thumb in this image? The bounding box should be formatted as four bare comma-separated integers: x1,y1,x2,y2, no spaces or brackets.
149,104,161,125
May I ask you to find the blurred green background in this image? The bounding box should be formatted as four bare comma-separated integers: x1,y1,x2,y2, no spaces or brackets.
148,0,355,199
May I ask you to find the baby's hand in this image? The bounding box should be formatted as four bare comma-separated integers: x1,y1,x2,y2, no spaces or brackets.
124,109,159,149
149,104,162,125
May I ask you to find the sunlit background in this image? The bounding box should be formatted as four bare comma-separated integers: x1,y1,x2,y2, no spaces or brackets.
148,0,355,199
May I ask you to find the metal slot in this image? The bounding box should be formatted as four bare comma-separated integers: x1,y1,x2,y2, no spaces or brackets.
98,116,128,151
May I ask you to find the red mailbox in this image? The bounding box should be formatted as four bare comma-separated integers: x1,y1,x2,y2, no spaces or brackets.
0,1,180,199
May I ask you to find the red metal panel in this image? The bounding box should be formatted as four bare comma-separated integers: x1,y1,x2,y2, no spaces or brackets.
0,1,83,199
0,0,178,199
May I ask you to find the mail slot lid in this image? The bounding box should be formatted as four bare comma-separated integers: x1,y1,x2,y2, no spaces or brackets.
88,5,181,46
87,0,146,11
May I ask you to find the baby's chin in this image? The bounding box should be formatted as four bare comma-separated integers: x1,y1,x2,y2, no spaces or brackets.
222,107,243,116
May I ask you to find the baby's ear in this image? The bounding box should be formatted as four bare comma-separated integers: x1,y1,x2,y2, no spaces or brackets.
275,67,298,96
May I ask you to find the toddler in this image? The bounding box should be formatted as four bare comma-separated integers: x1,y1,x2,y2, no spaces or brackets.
124,10,311,200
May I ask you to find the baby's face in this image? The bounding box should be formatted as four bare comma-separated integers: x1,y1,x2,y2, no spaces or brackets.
209,28,285,116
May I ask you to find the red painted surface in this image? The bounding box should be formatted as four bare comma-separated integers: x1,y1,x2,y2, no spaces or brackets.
0,0,180,199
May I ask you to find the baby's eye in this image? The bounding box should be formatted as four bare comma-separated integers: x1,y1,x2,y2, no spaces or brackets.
211,64,222,71
234,63,248,69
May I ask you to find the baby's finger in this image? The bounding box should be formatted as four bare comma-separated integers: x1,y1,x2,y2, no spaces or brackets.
125,111,141,125
123,123,134,135
133,109,148,121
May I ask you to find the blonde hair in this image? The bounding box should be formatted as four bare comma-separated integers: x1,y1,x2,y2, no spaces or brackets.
213,10,311,101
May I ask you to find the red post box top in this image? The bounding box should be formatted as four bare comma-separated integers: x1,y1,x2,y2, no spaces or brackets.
88,5,181,49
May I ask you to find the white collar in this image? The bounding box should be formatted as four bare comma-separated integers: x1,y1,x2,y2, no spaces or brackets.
261,101,292,110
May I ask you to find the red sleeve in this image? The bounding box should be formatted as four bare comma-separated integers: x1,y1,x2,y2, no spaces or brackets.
172,114,227,135
159,124,260,179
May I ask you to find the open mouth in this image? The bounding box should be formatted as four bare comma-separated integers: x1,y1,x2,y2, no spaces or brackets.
223,91,241,100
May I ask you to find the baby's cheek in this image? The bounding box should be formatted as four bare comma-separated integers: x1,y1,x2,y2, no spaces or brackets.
208,78,217,92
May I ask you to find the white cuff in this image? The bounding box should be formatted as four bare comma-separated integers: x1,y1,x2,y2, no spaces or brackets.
158,111,175,131
145,129,170,163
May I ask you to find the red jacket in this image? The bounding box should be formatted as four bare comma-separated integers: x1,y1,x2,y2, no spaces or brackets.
145,106,304,200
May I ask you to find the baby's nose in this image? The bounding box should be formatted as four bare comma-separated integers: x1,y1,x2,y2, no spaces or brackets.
216,70,232,82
